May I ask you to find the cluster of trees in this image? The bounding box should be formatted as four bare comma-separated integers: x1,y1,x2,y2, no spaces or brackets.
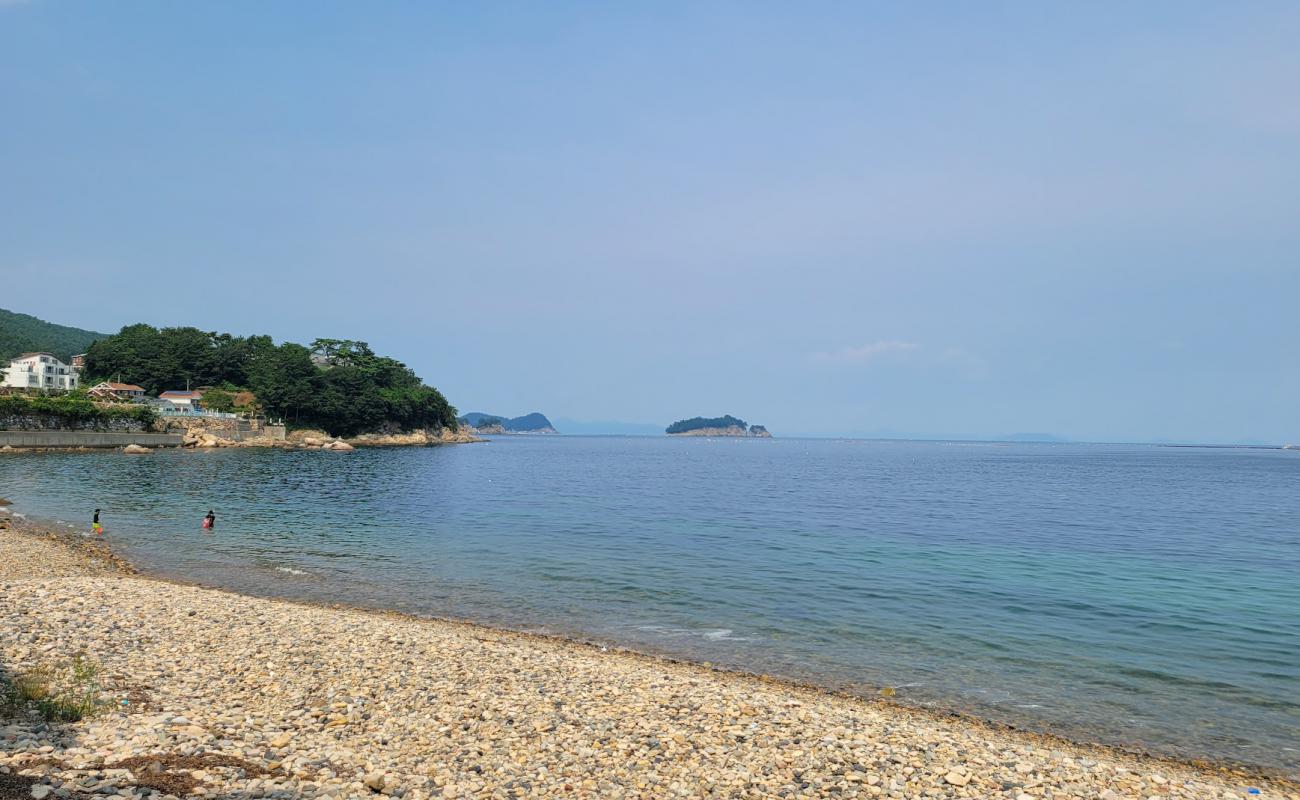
84,325,457,437
199,387,259,415
665,415,749,434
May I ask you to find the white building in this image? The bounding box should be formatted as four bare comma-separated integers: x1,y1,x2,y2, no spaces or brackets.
157,389,205,413
2,353,81,391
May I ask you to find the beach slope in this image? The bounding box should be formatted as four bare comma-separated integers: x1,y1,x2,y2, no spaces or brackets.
0,528,1291,799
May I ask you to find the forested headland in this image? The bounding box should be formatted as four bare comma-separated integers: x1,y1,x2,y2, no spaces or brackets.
84,325,457,437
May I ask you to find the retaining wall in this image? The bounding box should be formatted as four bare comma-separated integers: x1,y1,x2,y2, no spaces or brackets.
0,431,183,448
155,417,286,442
0,414,150,433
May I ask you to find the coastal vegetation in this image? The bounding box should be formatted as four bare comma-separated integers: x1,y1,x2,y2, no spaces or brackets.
0,308,107,363
195,386,260,415
0,391,157,427
0,652,106,723
83,324,456,437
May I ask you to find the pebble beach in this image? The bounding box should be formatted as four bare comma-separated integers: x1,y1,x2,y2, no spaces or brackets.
1,522,1295,800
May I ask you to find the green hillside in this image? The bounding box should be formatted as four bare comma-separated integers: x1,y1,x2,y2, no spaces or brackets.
85,326,458,437
0,308,109,363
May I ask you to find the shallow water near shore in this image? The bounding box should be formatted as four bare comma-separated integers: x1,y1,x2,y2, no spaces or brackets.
2,437,1298,775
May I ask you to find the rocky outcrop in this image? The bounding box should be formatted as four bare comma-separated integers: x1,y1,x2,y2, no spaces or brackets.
671,426,745,437
288,435,355,451
154,417,240,434
156,424,479,450
669,425,772,438
122,444,152,454
284,431,355,451
346,427,481,447
163,417,287,448
181,428,281,449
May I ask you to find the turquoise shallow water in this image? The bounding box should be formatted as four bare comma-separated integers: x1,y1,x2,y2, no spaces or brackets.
1,437,1297,774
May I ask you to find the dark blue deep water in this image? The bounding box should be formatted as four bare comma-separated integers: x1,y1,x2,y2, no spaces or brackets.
2,438,1297,774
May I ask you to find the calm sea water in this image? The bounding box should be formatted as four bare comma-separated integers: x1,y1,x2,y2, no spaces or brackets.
1,438,1297,774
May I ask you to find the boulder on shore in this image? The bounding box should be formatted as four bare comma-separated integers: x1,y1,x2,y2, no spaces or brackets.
123,444,152,454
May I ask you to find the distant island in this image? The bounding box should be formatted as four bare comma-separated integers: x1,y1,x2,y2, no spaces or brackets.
666,415,771,438
459,411,558,434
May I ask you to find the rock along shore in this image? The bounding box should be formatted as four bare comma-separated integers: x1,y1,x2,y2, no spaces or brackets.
0,426,482,453
0,523,1294,800
667,426,771,439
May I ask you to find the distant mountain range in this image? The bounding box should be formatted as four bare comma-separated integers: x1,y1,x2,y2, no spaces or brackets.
459,411,558,434
0,308,108,363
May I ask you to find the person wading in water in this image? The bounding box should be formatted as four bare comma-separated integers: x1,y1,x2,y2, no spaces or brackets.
92,508,102,536
202,510,216,531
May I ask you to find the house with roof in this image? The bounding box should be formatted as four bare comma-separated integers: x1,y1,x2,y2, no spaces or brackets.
157,389,205,413
88,381,147,401
1,353,81,391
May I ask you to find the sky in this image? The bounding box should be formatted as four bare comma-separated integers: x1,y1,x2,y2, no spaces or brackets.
2,2,1298,443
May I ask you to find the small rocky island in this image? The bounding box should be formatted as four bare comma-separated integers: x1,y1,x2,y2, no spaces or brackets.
666,415,771,438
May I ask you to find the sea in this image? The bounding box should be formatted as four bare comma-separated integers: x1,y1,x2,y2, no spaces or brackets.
1,437,1297,775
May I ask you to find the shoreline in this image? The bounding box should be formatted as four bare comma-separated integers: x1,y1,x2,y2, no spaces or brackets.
0,437,484,454
1,517,1295,798
0,422,483,453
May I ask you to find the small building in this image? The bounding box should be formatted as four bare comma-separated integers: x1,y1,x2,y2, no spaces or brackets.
88,381,147,401
70,354,88,369
157,389,205,413
1,353,80,391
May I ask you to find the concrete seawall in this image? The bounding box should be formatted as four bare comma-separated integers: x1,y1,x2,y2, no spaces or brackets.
0,431,183,448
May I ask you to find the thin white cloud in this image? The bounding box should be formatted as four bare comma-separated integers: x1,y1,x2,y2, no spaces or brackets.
811,340,921,365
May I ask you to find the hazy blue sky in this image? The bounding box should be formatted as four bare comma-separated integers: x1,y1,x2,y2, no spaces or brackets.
3,2,1297,442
